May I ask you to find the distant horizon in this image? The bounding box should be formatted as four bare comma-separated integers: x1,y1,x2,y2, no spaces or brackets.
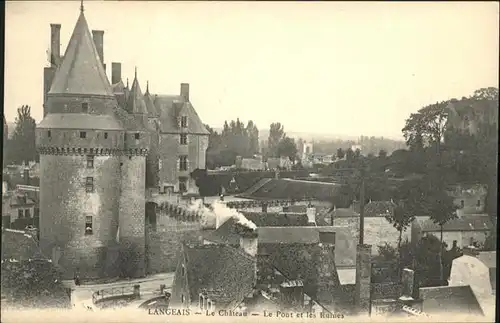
5,2,498,139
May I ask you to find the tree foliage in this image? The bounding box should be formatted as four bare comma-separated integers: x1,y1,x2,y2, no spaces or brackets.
277,136,298,163
205,119,260,169
4,105,37,165
268,122,286,157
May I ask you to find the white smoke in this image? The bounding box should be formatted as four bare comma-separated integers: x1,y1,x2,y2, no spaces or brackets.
188,199,256,231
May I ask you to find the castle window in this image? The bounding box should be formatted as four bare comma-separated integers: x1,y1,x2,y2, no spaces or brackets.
104,132,108,139
476,200,481,207
182,264,185,276
199,295,203,309
85,216,93,235
179,156,188,171
179,177,188,193
85,177,94,192
460,200,465,208
80,131,86,139
180,134,187,145
48,130,51,138
86,155,94,168
208,301,212,311
181,116,188,128
82,102,89,113
135,133,140,140
18,209,23,219
25,209,31,218
181,295,185,304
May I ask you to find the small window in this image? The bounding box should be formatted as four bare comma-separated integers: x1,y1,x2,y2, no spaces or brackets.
85,177,94,192
181,295,185,304
82,102,89,113
460,200,465,208
104,132,108,139
48,130,51,138
180,134,187,145
25,209,31,218
18,209,23,218
181,264,185,276
124,134,127,141
179,156,188,171
80,131,86,139
179,177,188,193
135,133,140,140
181,116,188,128
199,295,203,309
85,215,93,235
476,200,481,207
86,155,94,168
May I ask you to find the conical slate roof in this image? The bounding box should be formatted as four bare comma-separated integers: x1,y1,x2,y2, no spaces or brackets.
125,70,148,115
144,81,159,118
48,9,114,97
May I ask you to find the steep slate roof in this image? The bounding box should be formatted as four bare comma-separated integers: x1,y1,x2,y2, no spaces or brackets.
420,215,493,232
126,72,148,115
419,285,484,316
37,113,123,130
183,243,256,309
239,212,308,227
48,9,113,97
239,178,343,201
153,95,209,135
1,229,44,261
144,82,159,117
258,227,322,244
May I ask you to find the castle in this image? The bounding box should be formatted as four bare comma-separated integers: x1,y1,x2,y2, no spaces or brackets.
35,4,209,279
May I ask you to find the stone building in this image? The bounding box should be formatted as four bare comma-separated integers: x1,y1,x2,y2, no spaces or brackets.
35,4,208,279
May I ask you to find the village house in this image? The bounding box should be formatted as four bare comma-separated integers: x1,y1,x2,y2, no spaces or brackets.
412,215,494,249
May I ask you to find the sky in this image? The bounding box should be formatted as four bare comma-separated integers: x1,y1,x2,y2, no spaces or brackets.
4,1,499,140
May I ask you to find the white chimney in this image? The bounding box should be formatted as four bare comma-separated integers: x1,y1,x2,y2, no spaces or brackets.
240,234,258,257
306,207,316,225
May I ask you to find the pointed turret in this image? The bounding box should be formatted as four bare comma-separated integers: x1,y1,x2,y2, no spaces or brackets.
126,68,148,115
48,8,113,98
144,81,159,118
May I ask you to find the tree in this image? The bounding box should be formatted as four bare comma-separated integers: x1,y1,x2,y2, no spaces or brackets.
354,148,361,159
427,186,458,282
246,120,260,155
385,201,416,277
472,87,499,101
5,106,37,165
268,122,285,157
277,136,298,163
336,148,345,160
345,148,354,162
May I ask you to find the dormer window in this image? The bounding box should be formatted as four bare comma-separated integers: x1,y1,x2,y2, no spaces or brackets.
82,102,89,113
181,116,188,128
135,133,140,140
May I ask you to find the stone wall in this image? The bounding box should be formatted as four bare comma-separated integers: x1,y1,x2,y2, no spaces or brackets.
146,214,202,274
39,154,121,279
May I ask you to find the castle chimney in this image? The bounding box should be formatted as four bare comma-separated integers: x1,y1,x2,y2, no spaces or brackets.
239,232,258,257
354,244,372,316
180,83,190,101
306,206,316,225
92,30,104,67
50,24,61,67
111,62,122,84
23,168,30,186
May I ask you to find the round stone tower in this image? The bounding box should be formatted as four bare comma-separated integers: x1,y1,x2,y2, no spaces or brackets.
36,6,124,279
117,69,152,278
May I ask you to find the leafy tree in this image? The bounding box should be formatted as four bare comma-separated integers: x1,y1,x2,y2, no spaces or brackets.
385,201,415,275
268,122,285,157
277,136,298,163
354,148,361,159
246,120,260,156
378,149,387,158
345,148,354,162
336,148,345,160
5,106,37,165
472,87,499,101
